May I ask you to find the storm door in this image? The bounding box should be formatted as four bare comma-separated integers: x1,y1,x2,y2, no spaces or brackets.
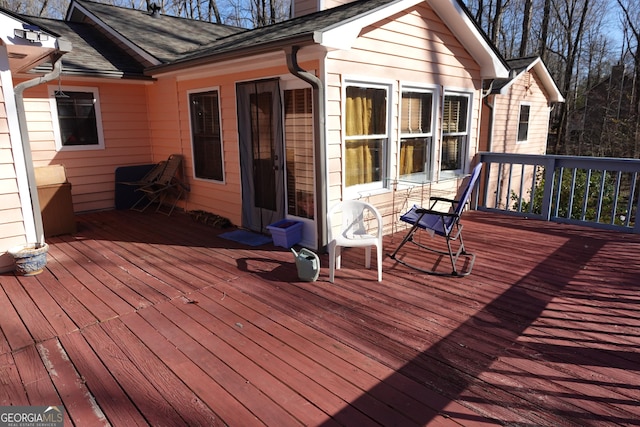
236,79,284,233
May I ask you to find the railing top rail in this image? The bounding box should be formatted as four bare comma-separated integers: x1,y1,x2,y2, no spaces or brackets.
479,152,640,172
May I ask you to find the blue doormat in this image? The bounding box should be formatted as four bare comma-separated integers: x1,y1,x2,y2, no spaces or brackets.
219,230,272,246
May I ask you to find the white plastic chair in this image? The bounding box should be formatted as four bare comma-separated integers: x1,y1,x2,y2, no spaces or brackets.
327,200,383,283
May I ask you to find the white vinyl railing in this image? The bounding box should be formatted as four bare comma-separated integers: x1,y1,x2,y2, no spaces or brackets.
477,153,640,233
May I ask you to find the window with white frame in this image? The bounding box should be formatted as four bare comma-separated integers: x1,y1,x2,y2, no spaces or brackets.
344,82,389,191
517,104,530,142
189,89,224,182
441,92,471,176
399,88,434,183
50,86,104,151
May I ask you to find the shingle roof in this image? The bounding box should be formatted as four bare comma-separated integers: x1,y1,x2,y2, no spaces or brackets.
71,0,245,64
490,56,538,93
159,0,399,67
26,16,147,78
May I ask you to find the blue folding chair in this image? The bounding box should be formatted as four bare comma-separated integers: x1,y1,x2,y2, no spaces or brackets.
388,163,483,276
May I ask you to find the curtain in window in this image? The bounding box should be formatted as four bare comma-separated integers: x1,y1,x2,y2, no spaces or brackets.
346,140,375,186
400,138,430,175
345,87,386,186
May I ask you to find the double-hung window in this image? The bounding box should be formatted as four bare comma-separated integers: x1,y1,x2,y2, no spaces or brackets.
344,83,390,191
189,89,224,182
517,104,530,142
50,86,104,151
400,88,434,183
441,92,471,177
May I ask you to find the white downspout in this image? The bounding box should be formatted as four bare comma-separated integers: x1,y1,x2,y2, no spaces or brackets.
13,38,72,248
285,45,328,251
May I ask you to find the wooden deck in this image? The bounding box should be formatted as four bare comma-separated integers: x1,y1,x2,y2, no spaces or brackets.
1,209,639,426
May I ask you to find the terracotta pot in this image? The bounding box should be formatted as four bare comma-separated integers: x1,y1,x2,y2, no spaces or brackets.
8,243,49,276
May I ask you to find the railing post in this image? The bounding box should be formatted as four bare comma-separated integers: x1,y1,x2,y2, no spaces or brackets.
540,156,556,221
635,193,640,234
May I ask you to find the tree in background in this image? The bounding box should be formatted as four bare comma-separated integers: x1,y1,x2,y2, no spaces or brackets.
0,0,290,27
465,0,635,158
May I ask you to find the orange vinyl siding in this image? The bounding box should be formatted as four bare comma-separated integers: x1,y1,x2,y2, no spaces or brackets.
148,64,309,226
19,79,152,213
325,2,483,232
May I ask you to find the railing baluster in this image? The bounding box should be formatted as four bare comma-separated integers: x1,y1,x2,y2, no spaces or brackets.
529,164,538,214
611,171,621,225
494,162,503,209
517,163,525,212
629,171,638,229
595,170,606,223
580,168,592,221
568,168,578,219
553,166,564,218
505,163,513,211
627,172,640,233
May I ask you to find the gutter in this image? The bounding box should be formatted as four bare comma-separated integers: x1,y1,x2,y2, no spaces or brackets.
285,46,328,251
14,38,72,248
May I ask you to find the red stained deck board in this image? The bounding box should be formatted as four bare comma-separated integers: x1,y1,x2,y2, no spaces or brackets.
58,331,150,427
3,209,640,427
54,236,172,304
164,297,364,427
79,212,243,284
120,310,253,427
37,255,116,323
12,344,60,406
192,284,467,427
227,282,532,426
198,280,508,426
99,318,223,426
81,226,218,293
37,338,109,426
0,277,37,351
30,266,96,330
47,243,126,321
0,275,56,343
47,238,154,311
18,274,78,336
137,303,305,427
0,352,29,406
79,322,188,426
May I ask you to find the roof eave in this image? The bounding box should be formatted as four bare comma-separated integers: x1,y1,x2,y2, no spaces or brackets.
529,57,565,103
